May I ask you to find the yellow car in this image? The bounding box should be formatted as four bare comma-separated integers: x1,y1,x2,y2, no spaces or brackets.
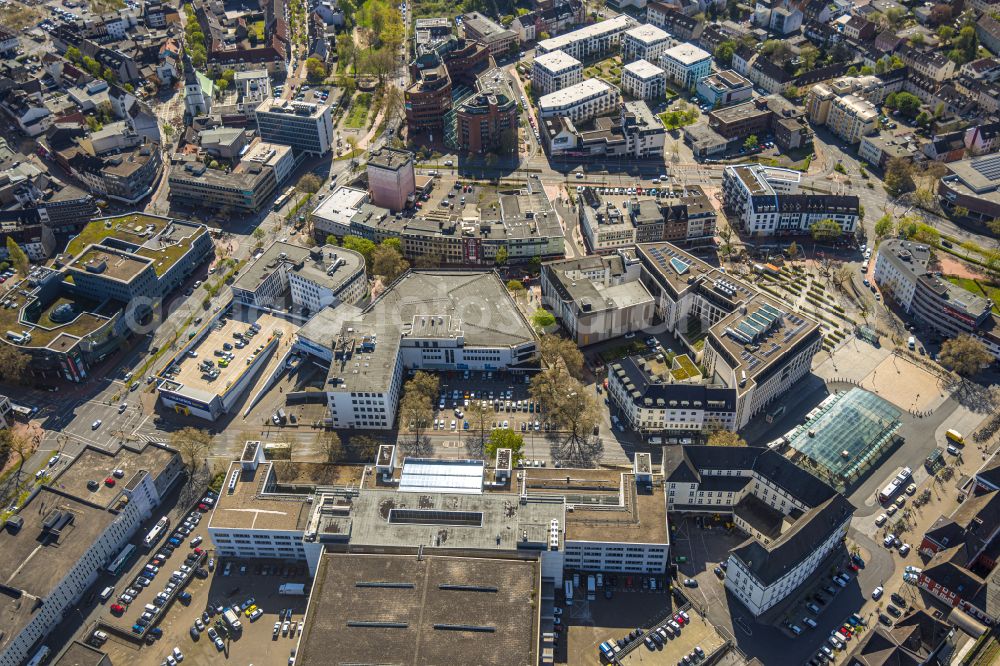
244,604,257,617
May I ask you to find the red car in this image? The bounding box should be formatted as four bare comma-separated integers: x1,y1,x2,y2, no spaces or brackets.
674,614,686,625
848,563,860,572
198,503,208,511
110,604,125,615
104,477,116,487
193,547,203,555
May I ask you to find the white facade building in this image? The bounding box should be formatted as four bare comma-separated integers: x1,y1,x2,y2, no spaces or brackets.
0,444,182,666
622,59,667,100
659,43,712,90
254,99,334,156
663,446,853,617
721,165,860,237
536,15,638,61
531,50,584,97
872,239,932,312
538,79,621,123
621,24,671,63
309,186,370,238
231,241,367,315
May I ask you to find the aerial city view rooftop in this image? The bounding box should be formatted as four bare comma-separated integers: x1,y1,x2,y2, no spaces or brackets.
2,0,1000,663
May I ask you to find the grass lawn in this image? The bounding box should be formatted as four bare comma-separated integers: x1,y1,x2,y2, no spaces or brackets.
344,93,372,129
583,56,622,85
670,354,700,381
250,20,265,42
598,341,647,363
945,276,1000,314
658,107,699,130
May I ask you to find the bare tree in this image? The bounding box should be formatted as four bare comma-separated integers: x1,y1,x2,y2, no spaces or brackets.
465,402,490,457
316,430,343,462
349,435,380,461
170,427,213,469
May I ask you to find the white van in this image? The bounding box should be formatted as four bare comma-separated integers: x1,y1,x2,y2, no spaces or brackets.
803,617,818,628
790,625,802,635
99,586,115,602
144,603,157,613
907,336,915,350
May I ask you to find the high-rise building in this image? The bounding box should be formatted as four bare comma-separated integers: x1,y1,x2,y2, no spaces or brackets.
254,98,334,156
366,148,416,212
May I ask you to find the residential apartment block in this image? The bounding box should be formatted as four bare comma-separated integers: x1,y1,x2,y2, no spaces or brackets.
722,165,860,236
806,83,878,143
536,15,638,61
696,70,753,107
622,24,671,64
622,60,667,100
0,443,182,666
532,50,583,97
538,79,621,123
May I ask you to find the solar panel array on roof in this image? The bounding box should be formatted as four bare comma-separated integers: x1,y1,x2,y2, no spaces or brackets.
972,153,1000,181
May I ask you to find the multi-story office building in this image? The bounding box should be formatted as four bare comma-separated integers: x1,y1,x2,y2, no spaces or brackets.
874,238,1000,359
722,164,860,236
621,100,666,158
663,446,853,616
660,43,711,90
938,153,1000,222
294,271,539,429
254,99,334,156
366,148,416,212
0,443,182,666
455,90,518,154
872,239,932,312
536,15,638,61
621,24,671,63
622,59,667,100
532,50,583,97
208,443,667,584
636,242,823,429
404,62,452,139
460,12,516,56
541,251,654,346
231,241,366,315
168,158,278,213
538,79,620,123
696,70,753,107
309,186,370,238
608,354,738,434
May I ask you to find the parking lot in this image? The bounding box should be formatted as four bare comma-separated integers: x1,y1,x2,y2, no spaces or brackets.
97,492,311,666
432,371,546,435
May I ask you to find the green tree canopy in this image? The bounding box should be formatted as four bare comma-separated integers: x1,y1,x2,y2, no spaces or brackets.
486,428,524,464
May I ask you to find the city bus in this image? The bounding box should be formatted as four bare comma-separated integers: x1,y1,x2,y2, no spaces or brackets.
945,429,964,445
143,516,169,549
105,543,137,576
25,646,51,666
273,186,296,211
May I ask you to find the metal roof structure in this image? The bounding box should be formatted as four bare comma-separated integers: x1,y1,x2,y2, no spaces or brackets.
398,458,485,494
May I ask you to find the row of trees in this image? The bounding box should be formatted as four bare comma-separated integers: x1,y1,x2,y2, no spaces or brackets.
184,13,208,69
329,235,410,283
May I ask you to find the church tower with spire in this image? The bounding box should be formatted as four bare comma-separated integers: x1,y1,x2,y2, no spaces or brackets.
183,50,210,117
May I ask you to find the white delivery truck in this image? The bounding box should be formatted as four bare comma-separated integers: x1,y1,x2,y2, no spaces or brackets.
223,608,242,632
278,583,306,596
587,575,596,601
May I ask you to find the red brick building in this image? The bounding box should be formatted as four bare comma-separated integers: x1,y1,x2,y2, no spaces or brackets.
405,63,453,140
456,91,518,154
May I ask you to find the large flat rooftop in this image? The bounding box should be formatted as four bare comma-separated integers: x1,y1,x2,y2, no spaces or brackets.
69,246,151,282
65,214,208,277
0,488,112,602
159,313,297,399
232,241,364,296
297,553,539,666
521,468,668,544
55,443,177,510
208,460,364,532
